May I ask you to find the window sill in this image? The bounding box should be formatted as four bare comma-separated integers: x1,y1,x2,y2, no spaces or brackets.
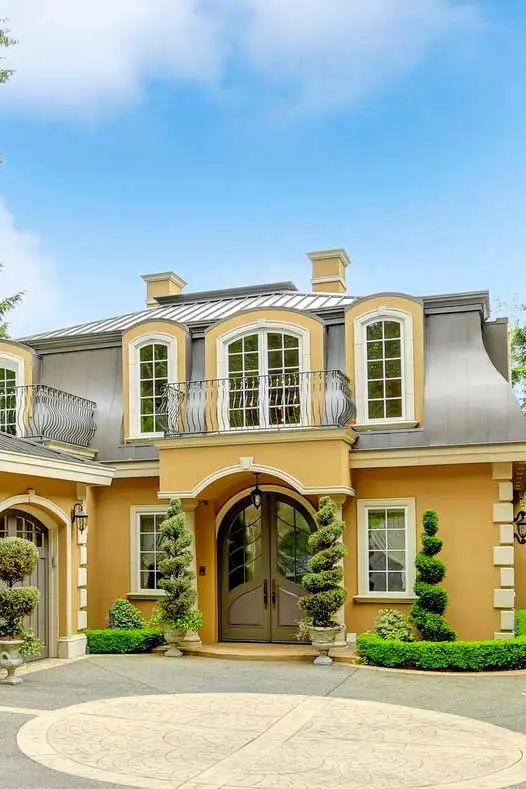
127,591,165,601
353,595,417,604
353,421,419,432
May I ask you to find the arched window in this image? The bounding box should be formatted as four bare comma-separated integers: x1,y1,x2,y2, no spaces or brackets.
354,310,414,425
220,324,309,430
129,334,177,438
0,354,24,436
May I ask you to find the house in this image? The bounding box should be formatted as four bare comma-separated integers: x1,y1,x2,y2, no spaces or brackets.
2,248,526,658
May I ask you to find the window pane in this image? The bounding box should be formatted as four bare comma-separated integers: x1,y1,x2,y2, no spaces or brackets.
369,572,387,592
384,321,401,339
229,354,243,373
386,379,402,398
385,359,402,378
368,510,386,529
141,362,154,380
140,345,154,362
141,415,155,433
369,550,387,570
366,322,383,341
244,334,258,352
141,398,154,415
388,572,405,591
385,340,401,359
387,509,406,529
388,551,406,570
366,342,383,361
368,380,384,400
244,353,259,371
155,360,168,378
140,380,154,397
368,400,385,419
368,530,386,550
368,361,383,380
267,333,282,350
229,339,242,355
284,335,299,349
386,399,403,418
154,344,168,360
284,349,299,369
387,530,406,549
268,351,283,370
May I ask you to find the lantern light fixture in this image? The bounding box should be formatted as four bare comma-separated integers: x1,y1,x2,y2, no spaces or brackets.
71,502,89,533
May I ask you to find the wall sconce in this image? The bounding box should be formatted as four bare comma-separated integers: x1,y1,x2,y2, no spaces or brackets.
71,502,88,533
513,511,526,545
251,473,262,510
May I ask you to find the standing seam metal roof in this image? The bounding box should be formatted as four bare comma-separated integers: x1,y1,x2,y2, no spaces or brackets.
19,291,355,342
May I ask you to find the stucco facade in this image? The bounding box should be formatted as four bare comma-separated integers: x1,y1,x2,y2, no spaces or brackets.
1,248,525,656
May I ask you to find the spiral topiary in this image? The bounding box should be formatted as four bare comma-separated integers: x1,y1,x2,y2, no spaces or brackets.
299,496,347,628
156,498,202,632
0,537,40,639
410,510,456,642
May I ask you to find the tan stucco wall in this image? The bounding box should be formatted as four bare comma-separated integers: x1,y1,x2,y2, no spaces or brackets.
345,294,425,425
121,320,189,440
0,339,38,385
346,463,499,640
89,477,161,627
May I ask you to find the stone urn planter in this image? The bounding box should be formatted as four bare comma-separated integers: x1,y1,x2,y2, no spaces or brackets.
309,625,342,665
0,638,25,684
163,627,187,658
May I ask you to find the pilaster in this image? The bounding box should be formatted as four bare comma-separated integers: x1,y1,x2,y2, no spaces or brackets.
492,463,516,639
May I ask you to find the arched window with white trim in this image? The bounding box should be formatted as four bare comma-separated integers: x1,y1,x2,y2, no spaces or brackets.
129,333,177,438
218,322,310,430
0,354,24,435
354,309,414,425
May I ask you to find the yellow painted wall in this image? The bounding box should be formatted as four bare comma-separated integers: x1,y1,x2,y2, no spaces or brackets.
346,464,499,640
345,294,425,425
121,320,189,440
89,477,161,627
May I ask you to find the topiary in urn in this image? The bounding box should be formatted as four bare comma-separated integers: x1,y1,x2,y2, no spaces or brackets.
155,498,203,657
299,496,347,664
410,510,456,642
0,537,41,684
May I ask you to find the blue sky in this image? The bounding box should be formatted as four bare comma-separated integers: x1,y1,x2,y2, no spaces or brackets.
0,1,525,337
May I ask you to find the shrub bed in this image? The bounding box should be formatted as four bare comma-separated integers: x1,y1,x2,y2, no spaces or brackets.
86,628,165,654
516,610,526,637
357,632,526,672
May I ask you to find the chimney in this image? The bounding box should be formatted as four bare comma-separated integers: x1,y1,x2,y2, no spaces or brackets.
307,249,350,294
141,272,188,308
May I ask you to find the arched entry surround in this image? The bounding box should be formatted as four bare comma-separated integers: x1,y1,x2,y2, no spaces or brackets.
217,485,317,643
0,494,70,659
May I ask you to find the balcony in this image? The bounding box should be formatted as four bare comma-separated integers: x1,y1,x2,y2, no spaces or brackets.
0,385,97,448
161,370,355,437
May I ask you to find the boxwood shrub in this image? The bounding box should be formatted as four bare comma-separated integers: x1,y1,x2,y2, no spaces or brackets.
86,628,165,654
516,610,526,636
357,632,526,672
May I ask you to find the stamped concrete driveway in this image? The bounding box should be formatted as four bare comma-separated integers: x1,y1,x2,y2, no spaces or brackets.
1,655,526,789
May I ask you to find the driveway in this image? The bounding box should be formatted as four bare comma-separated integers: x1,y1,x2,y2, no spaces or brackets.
1,655,526,788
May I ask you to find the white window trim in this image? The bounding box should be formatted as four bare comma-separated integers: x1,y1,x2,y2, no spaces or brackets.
128,332,177,440
216,320,311,431
354,308,415,426
357,497,416,599
130,505,167,594
0,353,25,437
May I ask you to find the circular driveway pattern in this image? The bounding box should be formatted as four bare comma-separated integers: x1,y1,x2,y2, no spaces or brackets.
17,692,526,789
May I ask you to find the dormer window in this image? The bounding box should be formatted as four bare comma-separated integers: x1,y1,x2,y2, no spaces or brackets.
355,309,414,425
129,333,177,439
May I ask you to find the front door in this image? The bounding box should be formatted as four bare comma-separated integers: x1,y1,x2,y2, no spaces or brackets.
0,510,49,660
219,493,314,643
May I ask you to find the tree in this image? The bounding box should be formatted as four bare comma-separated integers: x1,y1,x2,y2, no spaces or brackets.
299,496,347,627
510,318,526,411
0,19,24,335
410,510,456,642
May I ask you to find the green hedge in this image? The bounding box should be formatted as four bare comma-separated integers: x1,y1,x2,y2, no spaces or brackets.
516,610,526,637
86,628,165,654
357,632,526,672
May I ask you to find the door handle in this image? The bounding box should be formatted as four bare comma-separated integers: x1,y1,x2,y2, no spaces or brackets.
271,579,276,607
263,579,268,608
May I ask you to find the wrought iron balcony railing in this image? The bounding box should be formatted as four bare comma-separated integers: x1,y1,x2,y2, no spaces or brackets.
0,385,97,447
161,370,355,437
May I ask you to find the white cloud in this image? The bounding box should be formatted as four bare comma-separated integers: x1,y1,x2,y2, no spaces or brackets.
1,0,478,116
0,198,64,338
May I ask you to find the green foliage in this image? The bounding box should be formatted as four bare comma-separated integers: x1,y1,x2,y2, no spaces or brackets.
0,19,16,85
86,629,165,654
0,537,39,586
299,496,347,628
411,510,455,642
516,610,526,636
156,498,202,630
374,609,414,642
0,538,40,637
19,629,44,658
511,320,526,410
357,632,526,671
108,598,145,629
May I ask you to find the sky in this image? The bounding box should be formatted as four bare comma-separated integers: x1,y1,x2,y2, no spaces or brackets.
0,1,525,338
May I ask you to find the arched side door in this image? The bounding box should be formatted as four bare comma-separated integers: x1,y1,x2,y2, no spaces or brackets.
0,510,49,660
219,493,315,643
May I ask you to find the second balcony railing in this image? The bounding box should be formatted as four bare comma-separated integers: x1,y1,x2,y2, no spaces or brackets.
161,370,355,437
0,385,97,447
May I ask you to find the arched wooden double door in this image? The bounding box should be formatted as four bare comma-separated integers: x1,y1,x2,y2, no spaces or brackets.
0,510,49,660
219,493,315,643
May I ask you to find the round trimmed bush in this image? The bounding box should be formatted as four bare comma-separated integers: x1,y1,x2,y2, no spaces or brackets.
108,598,145,629
0,537,39,585
0,538,40,639
374,609,414,642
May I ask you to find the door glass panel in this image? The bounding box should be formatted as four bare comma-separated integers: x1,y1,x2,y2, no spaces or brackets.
227,504,262,591
276,501,313,585
267,334,301,427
